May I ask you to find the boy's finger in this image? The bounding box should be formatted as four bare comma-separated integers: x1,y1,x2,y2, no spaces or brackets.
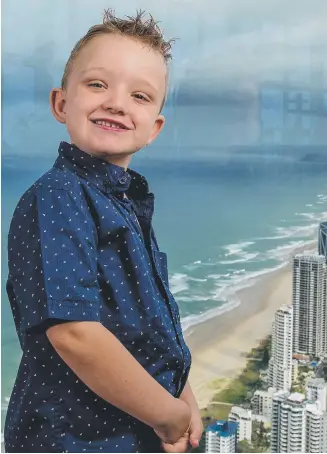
189,425,203,447
189,437,199,448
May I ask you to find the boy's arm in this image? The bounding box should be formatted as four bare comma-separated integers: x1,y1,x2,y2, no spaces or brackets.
46,321,191,443
179,381,198,411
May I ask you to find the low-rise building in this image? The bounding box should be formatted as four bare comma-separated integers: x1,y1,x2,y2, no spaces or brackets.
228,406,252,442
252,387,276,421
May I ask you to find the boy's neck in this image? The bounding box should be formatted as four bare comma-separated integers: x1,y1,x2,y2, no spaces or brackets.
70,142,131,171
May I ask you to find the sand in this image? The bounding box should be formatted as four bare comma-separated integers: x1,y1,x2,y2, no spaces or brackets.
185,242,316,409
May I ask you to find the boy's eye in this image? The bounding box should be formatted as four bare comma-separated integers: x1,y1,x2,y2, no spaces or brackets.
133,93,149,101
88,82,105,89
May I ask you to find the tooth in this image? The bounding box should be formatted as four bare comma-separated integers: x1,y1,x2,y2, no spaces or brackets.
95,120,122,128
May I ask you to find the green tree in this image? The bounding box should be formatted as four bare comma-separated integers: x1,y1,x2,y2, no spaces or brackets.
237,440,256,453
262,346,270,366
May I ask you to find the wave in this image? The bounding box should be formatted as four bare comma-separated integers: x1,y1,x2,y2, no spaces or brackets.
265,240,315,262
169,273,189,294
176,194,325,333
169,273,209,295
179,237,317,332
258,222,319,240
181,260,288,332
222,241,255,257
220,252,259,264
295,212,319,220
188,277,208,282
207,269,246,280
182,298,241,332
182,260,219,271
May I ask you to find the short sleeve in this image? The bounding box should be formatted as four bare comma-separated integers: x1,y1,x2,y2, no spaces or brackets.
7,186,101,334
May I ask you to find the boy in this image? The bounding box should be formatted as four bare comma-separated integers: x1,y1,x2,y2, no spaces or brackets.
4,9,203,453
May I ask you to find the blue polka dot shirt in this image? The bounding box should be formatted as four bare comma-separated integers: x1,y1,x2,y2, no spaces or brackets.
4,141,192,453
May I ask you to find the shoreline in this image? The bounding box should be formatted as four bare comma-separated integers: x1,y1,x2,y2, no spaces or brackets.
185,241,316,409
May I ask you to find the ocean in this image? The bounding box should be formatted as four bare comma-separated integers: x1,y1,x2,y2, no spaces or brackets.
2,149,327,437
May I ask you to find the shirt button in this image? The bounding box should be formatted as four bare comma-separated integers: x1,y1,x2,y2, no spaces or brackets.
104,180,111,188
119,176,128,184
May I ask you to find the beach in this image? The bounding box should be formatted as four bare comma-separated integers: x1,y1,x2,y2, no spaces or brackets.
185,242,316,409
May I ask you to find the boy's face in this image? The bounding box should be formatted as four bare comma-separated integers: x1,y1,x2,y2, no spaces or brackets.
50,34,166,168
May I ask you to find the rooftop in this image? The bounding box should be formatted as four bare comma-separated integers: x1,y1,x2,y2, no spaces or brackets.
307,378,326,387
206,420,238,437
230,406,252,418
288,392,306,403
294,253,325,262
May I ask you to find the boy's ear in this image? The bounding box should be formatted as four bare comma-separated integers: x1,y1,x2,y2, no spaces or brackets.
147,115,165,146
49,88,66,124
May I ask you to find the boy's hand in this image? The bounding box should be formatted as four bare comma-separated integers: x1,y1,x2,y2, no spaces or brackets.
179,381,203,449
161,431,190,453
154,399,191,445
186,407,203,449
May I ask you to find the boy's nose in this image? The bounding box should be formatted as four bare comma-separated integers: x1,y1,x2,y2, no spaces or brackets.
102,92,126,116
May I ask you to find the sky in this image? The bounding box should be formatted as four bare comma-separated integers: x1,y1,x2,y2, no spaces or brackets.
2,0,327,159
3,0,327,91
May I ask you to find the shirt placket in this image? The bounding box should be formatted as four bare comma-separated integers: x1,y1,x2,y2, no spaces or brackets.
139,216,187,385
116,201,188,395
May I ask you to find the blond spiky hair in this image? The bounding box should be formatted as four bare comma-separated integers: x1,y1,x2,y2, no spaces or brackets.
61,9,175,111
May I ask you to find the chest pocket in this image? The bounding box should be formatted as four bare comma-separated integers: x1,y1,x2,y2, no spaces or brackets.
153,250,169,288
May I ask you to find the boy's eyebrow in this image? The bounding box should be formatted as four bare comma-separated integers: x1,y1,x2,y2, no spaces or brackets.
80,66,108,75
80,67,159,93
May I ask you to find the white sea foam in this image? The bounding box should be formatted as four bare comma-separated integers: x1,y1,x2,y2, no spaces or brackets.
169,273,189,294
265,240,313,262
258,202,327,241
259,223,318,240
180,261,287,332
220,252,259,264
169,273,208,294
177,196,326,333
188,277,208,282
182,298,241,332
179,235,316,333
206,274,224,279
222,241,255,257
182,260,218,271
295,212,318,220
178,294,213,303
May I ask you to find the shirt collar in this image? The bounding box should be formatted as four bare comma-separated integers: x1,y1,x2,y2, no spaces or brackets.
54,141,151,202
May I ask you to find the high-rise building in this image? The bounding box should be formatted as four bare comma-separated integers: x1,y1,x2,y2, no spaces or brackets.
318,222,327,260
252,387,276,421
271,391,306,453
306,378,327,412
271,391,327,453
268,305,293,391
205,421,238,453
305,403,327,453
228,406,252,442
292,254,327,357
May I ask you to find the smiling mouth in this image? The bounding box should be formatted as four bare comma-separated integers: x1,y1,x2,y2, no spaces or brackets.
91,119,129,130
